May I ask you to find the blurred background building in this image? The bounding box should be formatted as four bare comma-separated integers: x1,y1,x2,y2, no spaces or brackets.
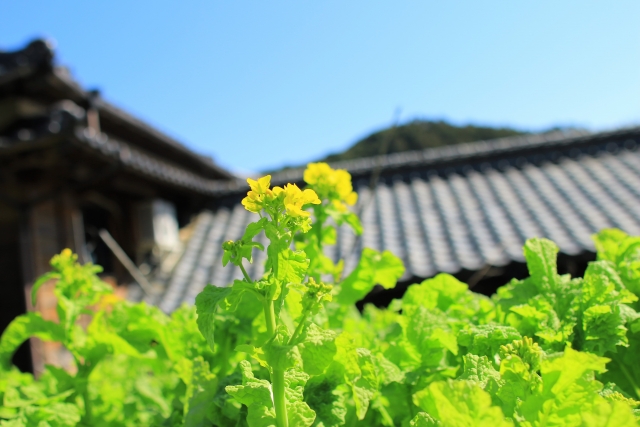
0,40,234,372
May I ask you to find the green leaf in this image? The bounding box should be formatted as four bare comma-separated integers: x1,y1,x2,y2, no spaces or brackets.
225,280,263,311
30,272,59,306
403,273,496,323
591,229,640,296
326,207,363,236
183,357,218,427
617,240,640,296
297,323,337,376
402,274,469,315
459,354,502,390
276,249,309,284
581,400,639,427
593,228,630,263
523,238,560,294
413,380,514,427
195,285,232,352
304,376,348,427
496,355,541,417
544,346,608,392
0,313,65,370
226,361,315,427
516,346,640,426
83,311,148,364
374,353,405,385
336,248,404,305
332,333,379,420
225,360,277,427
284,368,316,427
575,261,638,355
599,331,640,400
264,325,299,371
243,218,268,241
0,418,25,427
404,306,458,367
457,324,521,360
410,413,440,426
22,402,82,427
373,251,405,289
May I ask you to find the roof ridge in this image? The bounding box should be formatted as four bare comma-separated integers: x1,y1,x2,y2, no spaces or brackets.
74,126,233,195
268,126,640,184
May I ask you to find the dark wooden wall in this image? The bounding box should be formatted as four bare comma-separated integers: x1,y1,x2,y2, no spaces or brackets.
0,205,32,372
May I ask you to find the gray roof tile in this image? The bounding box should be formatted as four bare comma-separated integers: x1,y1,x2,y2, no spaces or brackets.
149,128,640,311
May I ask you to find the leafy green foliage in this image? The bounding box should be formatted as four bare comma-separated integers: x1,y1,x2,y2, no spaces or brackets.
2,167,640,426
335,249,404,305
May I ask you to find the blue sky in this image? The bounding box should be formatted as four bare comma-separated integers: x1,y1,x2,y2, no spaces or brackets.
1,1,639,173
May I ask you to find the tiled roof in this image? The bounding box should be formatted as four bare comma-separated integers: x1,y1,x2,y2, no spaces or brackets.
0,100,234,195
147,127,640,312
0,39,234,181
72,126,234,195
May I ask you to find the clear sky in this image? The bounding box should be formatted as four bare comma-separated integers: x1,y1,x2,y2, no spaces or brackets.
1,1,639,174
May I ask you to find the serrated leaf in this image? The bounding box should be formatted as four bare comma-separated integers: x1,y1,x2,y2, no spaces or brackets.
457,324,521,359
333,333,378,420
405,306,458,367
195,285,232,352
183,357,218,427
284,368,316,427
0,313,65,371
22,402,82,426
593,228,629,263
523,238,560,294
413,380,514,427
225,360,276,427
276,249,309,284
297,323,337,376
410,413,440,426
304,376,348,427
243,218,268,241
336,248,404,305
373,251,405,289
31,272,59,306
459,354,502,390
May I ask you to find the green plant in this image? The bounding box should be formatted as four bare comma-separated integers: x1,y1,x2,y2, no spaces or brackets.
1,162,640,426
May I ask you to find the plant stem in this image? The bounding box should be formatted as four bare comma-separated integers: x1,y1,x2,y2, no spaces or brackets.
264,299,277,336
272,367,288,427
72,356,93,424
83,385,92,424
239,262,252,283
263,298,288,427
288,308,310,345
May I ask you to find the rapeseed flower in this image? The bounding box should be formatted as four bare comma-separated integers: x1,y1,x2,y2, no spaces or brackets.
242,175,273,213
303,162,358,209
241,175,320,223
281,183,320,217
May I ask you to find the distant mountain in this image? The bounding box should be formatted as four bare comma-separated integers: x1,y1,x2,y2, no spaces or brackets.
321,120,527,163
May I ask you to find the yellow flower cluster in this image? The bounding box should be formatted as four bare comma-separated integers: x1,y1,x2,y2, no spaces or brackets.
241,175,273,213
303,163,357,211
280,183,321,217
241,175,320,218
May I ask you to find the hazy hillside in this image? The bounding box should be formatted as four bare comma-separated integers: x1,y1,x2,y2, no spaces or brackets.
321,120,527,163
